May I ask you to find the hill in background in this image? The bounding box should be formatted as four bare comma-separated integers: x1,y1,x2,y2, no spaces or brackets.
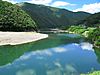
17,2,91,29
78,12,100,27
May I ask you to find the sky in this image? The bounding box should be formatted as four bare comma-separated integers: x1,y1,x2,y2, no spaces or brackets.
2,0,100,13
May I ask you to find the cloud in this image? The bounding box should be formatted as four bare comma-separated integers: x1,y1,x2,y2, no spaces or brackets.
2,0,17,4
18,49,52,61
3,0,53,5
16,69,36,75
2,0,75,8
54,62,62,67
73,3,100,13
25,0,52,5
51,1,76,7
80,42,94,51
53,47,67,53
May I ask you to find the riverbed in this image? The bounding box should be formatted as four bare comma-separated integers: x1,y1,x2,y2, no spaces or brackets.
0,32,48,45
0,33,100,75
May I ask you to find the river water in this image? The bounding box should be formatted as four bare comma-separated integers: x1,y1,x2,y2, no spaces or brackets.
0,33,100,75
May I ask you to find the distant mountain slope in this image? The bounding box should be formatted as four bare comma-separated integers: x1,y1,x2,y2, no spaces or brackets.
79,12,100,27
17,2,91,29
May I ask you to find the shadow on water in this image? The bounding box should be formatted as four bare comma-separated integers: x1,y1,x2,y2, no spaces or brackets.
0,33,83,66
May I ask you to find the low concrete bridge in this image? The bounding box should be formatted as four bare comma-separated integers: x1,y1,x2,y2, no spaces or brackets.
38,28,68,33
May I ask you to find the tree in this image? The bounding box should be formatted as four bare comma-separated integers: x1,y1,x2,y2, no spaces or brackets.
0,1,37,31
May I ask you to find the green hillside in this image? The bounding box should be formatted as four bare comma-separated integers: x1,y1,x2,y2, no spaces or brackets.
0,1,37,31
17,2,91,29
78,12,100,27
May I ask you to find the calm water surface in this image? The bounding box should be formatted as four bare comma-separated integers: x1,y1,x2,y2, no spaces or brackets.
0,33,100,75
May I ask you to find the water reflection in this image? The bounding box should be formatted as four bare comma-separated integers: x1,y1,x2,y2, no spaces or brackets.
94,47,100,63
0,43,100,75
80,42,94,51
0,43,34,66
0,34,82,66
16,69,36,75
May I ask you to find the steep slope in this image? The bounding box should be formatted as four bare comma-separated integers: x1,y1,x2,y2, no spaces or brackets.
0,1,37,31
17,2,91,29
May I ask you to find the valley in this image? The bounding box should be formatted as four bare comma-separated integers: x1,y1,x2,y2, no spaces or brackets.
0,0,100,75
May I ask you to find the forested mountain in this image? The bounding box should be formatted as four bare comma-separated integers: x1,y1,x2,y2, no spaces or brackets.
0,1,37,31
78,12,100,27
17,2,91,29
87,12,100,27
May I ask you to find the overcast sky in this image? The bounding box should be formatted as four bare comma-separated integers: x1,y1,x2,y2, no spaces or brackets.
2,0,100,13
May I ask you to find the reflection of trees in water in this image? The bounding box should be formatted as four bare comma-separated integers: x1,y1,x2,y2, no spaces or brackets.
0,43,33,66
94,47,100,63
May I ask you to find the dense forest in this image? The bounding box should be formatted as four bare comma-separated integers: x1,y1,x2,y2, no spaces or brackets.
0,1,37,31
17,2,91,29
78,12,100,27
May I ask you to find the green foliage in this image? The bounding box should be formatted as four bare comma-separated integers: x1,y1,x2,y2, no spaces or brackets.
0,1,37,31
95,41,100,46
88,28,100,41
67,26,100,47
81,71,100,75
68,26,87,34
88,28,100,47
17,2,90,29
94,47,100,63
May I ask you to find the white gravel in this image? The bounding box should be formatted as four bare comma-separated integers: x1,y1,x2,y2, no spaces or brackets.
0,32,48,45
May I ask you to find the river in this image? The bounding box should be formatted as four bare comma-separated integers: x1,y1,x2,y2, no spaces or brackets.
0,33,100,75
